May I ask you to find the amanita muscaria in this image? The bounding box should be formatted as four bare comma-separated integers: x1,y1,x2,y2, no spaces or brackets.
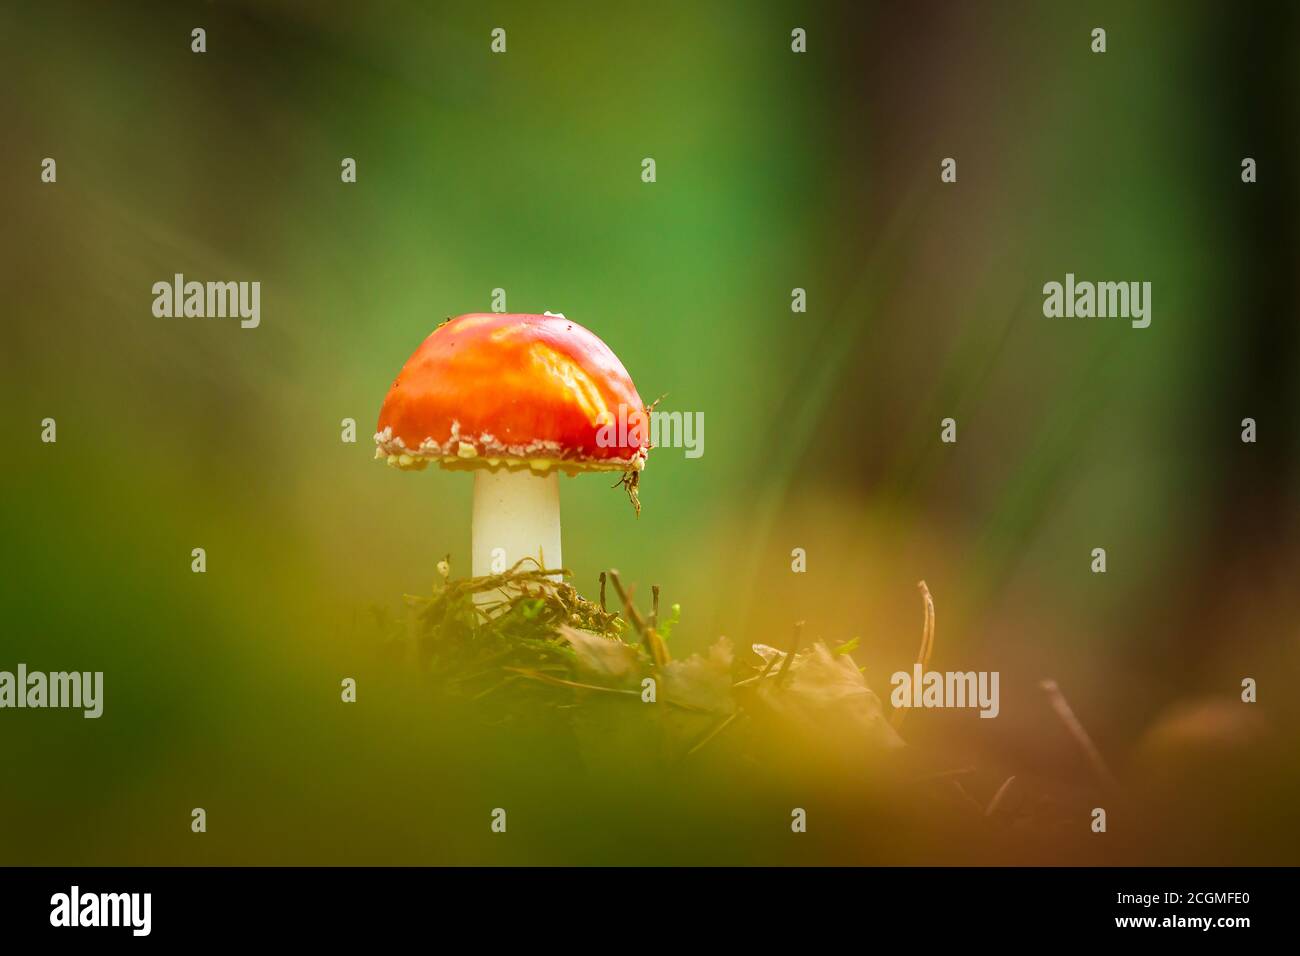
375,312,650,594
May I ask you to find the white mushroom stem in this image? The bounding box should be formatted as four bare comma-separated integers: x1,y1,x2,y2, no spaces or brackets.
472,467,562,607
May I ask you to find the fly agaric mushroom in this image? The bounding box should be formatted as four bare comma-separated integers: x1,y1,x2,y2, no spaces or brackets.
375,313,649,596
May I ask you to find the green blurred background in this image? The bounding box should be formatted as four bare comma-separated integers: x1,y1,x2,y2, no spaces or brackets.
1,0,1297,864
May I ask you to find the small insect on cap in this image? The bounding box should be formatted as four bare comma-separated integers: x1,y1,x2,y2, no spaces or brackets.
375,313,650,476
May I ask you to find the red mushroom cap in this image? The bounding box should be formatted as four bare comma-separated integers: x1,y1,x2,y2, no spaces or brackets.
375,313,650,474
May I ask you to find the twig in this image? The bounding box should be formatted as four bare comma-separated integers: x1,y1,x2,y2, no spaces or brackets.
1039,679,1120,791
504,667,640,696
607,569,669,667
985,775,1017,818
685,712,740,757
776,621,805,686
951,779,984,814
732,661,779,689
734,627,800,689
599,572,607,612
651,585,660,630
891,581,936,730
917,581,935,669
470,675,519,701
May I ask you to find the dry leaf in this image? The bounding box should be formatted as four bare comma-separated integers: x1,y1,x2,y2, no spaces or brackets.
752,641,903,750
560,626,643,687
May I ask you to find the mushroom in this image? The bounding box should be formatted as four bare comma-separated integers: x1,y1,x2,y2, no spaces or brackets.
375,313,649,603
